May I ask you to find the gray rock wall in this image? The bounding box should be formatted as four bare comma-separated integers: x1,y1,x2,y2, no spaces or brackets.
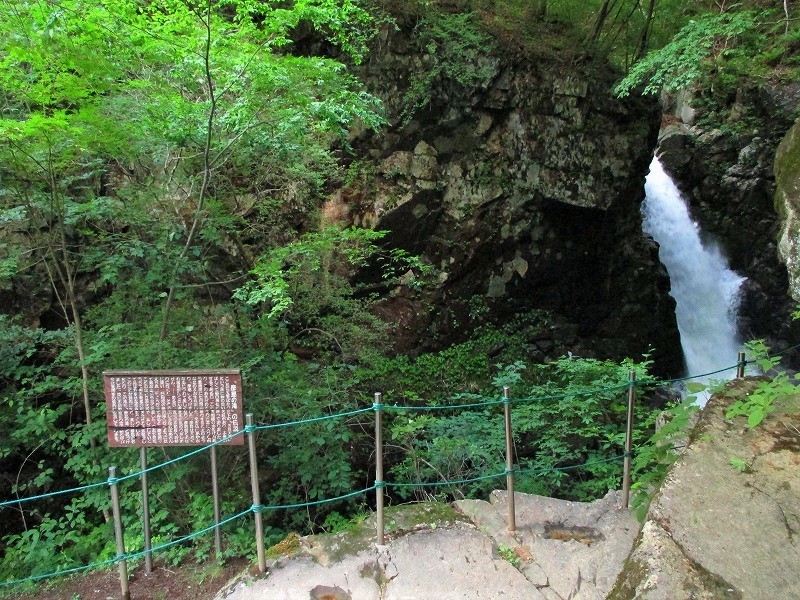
334,18,682,373
775,116,800,303
609,379,800,599
658,86,800,356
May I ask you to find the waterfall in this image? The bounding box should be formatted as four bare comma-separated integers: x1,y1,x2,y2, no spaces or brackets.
642,157,745,402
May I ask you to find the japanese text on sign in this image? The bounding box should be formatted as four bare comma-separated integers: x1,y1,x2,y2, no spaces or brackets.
104,370,244,447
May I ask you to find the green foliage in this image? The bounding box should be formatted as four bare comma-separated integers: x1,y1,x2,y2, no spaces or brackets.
234,226,430,362
725,340,795,429
360,329,512,404
615,9,764,97
498,544,521,568
401,10,496,122
0,0,389,583
321,507,370,533
511,355,655,501
386,354,657,503
728,456,749,473
629,398,697,521
236,227,387,319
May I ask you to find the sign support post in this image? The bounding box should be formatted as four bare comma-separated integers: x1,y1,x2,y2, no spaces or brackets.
210,444,223,560
140,446,153,574
110,466,131,600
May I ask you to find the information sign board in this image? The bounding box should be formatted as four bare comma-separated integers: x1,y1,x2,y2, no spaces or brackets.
104,370,244,447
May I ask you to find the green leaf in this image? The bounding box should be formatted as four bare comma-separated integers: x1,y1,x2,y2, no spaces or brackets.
685,382,707,394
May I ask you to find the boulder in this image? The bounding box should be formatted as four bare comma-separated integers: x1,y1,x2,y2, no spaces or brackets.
610,379,800,599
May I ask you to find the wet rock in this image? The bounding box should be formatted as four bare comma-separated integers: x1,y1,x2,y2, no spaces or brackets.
775,116,800,303
309,585,351,600
658,85,800,359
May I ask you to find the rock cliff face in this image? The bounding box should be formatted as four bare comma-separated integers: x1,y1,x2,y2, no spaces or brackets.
657,86,800,356
329,18,683,373
775,116,800,305
610,379,800,599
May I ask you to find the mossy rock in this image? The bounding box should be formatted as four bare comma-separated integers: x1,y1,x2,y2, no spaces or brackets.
289,502,472,566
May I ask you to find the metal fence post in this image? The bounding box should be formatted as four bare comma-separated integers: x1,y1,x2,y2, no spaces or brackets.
139,446,152,574
503,386,516,533
374,392,385,545
246,414,266,573
109,466,130,600
622,370,636,509
737,351,746,378
210,444,223,560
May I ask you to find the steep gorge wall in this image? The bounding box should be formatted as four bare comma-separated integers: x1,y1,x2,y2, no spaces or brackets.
658,86,800,355
328,19,682,373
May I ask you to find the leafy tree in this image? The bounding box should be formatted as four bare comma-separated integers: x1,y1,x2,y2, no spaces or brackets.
614,9,766,97
386,355,657,503
0,0,386,580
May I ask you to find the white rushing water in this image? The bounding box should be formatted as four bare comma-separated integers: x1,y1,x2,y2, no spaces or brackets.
642,157,744,399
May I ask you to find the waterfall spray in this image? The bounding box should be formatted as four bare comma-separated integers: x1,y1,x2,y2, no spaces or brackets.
642,157,744,403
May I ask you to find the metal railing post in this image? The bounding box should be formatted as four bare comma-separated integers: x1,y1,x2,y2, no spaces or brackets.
503,386,516,532
374,392,385,545
140,447,152,574
246,414,266,573
109,466,131,600
737,351,746,378
210,444,223,560
622,370,636,509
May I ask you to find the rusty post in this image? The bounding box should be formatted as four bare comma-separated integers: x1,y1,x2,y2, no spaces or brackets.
503,386,516,532
622,370,636,509
374,392,385,545
737,351,746,379
246,414,266,573
109,466,130,600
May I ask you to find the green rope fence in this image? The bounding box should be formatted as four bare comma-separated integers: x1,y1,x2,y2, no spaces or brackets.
0,405,374,509
0,355,764,511
251,406,374,430
0,354,770,511
0,452,628,589
385,469,509,489
3,346,796,589
0,557,122,588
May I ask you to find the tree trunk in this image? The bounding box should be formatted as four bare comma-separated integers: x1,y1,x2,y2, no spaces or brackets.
636,0,657,60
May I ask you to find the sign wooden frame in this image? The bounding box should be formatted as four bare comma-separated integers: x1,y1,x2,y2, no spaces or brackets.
104,369,244,447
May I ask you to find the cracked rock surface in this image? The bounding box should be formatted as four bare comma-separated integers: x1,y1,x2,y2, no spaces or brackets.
216,492,638,600
455,489,639,600
216,522,546,600
609,379,800,599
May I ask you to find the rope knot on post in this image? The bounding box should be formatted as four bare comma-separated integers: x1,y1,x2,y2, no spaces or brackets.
374,480,385,489
244,424,256,433
737,351,747,378
372,403,384,412
107,476,120,487
251,504,264,514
